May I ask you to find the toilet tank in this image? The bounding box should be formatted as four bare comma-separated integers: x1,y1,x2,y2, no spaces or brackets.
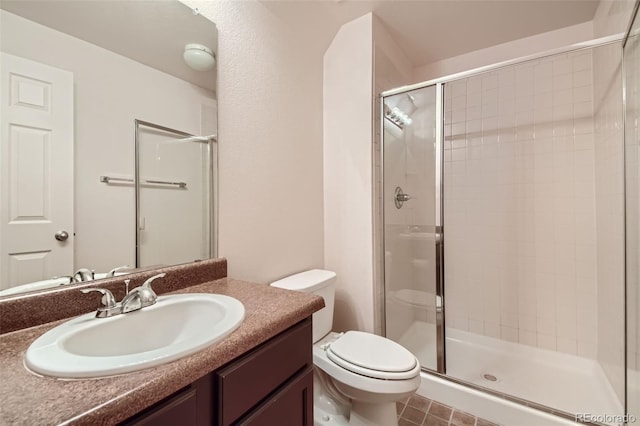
270,269,336,343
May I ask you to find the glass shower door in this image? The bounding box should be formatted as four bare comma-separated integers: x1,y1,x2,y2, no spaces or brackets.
382,84,443,371
136,120,212,267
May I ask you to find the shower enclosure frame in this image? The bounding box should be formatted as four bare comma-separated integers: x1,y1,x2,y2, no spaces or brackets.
134,119,217,268
378,32,628,423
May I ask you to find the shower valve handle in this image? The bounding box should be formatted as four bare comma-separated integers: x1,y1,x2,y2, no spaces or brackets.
394,186,411,209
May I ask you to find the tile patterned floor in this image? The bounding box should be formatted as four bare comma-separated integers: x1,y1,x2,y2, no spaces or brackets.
397,394,501,426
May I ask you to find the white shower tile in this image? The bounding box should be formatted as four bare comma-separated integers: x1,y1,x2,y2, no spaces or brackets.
574,133,594,150
469,319,484,334
499,69,516,86
557,337,577,355
452,95,467,111
519,330,537,346
467,76,482,93
482,73,498,90
574,117,593,135
537,333,557,350
572,52,592,72
534,92,553,110
577,340,597,358
482,101,498,118
443,51,601,358
553,73,572,90
573,69,592,88
556,306,577,339
484,321,500,338
466,105,482,121
452,122,466,137
501,326,519,342
515,97,533,112
573,85,592,103
451,80,467,97
452,108,467,123
466,118,482,135
519,315,537,332
553,57,572,75
467,92,482,108
553,90,573,107
516,83,534,98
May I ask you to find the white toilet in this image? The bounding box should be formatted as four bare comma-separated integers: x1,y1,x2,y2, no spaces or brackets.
271,269,421,426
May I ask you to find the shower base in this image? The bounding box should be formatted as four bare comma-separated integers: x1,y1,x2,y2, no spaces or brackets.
397,321,623,423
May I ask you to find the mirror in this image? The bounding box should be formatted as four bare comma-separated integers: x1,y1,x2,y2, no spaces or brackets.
0,1,218,296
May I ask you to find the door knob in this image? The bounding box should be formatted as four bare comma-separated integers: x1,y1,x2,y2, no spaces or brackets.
54,230,69,241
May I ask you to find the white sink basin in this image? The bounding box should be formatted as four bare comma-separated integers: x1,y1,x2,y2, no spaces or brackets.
0,277,72,296
25,293,245,378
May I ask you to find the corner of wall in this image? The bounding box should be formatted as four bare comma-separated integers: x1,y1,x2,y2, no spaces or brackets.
593,0,637,38
323,13,375,333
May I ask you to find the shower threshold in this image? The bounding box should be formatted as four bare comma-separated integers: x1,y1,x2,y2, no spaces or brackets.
397,321,623,423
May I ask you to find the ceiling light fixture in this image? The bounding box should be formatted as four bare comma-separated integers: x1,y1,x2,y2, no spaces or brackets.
183,43,215,71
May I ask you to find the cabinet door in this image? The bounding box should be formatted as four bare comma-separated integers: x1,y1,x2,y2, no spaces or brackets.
123,374,212,426
124,387,197,426
237,366,313,426
215,319,312,425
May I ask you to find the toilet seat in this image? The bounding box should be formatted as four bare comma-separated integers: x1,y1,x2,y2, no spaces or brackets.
326,331,419,380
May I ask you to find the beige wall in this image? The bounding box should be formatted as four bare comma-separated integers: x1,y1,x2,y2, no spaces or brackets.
593,0,637,38
323,14,375,333
182,1,325,284
414,22,594,83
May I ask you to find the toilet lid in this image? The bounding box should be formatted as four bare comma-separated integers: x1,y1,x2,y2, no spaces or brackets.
326,331,418,380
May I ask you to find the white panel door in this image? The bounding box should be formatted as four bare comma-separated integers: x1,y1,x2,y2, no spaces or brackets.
0,53,74,290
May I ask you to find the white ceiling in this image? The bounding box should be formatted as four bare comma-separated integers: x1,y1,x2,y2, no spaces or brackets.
262,0,600,66
0,0,218,91
1,0,601,88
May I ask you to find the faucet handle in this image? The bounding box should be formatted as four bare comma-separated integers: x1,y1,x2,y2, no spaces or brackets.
81,288,117,309
74,268,95,282
120,274,165,313
142,273,166,291
107,265,130,277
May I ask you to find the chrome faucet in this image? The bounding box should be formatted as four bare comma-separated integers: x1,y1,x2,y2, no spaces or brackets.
81,273,166,318
73,268,94,282
121,273,165,313
80,287,120,318
106,265,130,277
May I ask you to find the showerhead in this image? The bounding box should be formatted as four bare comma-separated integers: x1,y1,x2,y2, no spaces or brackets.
384,94,417,129
397,94,417,116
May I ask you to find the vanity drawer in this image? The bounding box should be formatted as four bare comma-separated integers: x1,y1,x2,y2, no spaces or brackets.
215,318,312,425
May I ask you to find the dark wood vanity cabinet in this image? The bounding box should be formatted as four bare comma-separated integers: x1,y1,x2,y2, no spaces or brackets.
123,318,313,426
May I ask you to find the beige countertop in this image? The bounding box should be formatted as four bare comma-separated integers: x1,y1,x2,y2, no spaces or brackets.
0,277,324,425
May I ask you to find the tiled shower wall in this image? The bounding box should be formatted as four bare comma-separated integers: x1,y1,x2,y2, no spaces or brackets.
443,49,598,357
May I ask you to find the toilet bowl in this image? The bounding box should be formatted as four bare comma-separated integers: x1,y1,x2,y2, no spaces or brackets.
271,270,421,426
